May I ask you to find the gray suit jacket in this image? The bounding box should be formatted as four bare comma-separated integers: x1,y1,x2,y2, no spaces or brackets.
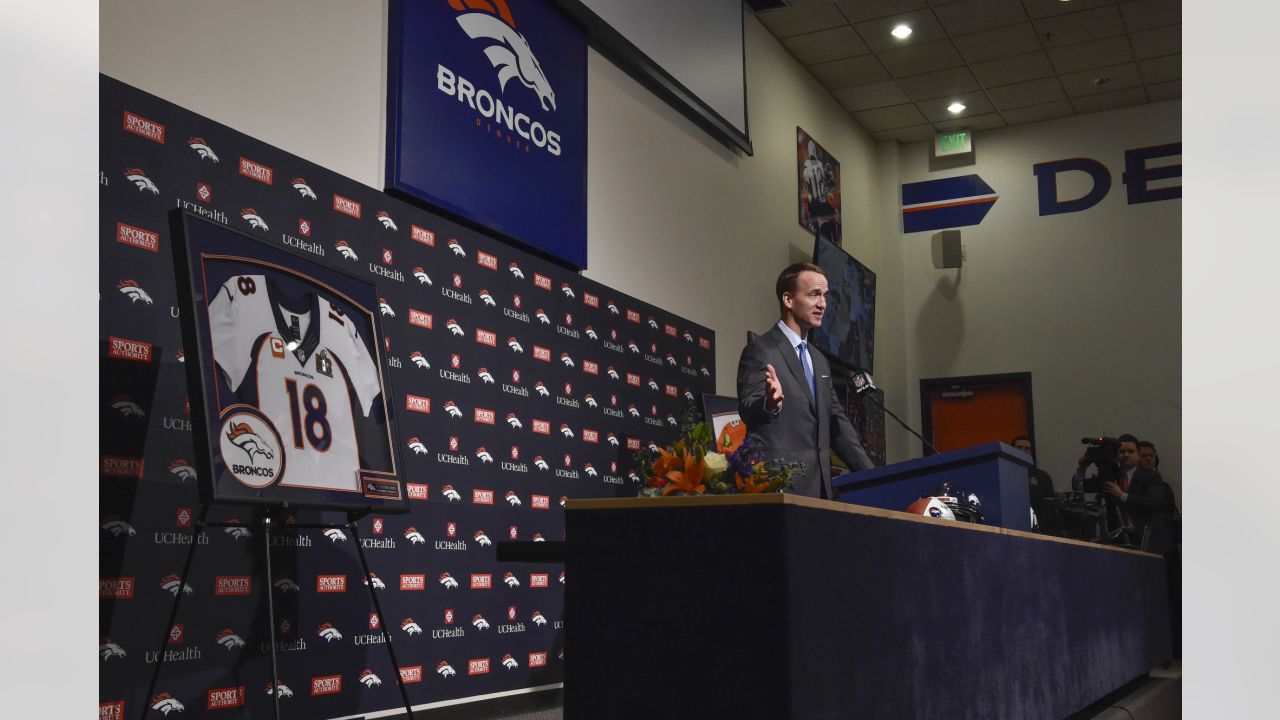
735,324,875,498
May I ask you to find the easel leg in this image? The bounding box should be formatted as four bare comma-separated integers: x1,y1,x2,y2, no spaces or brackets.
347,513,416,719
262,513,283,720
139,504,207,720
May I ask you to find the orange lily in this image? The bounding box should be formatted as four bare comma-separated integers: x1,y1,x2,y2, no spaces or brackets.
661,451,706,495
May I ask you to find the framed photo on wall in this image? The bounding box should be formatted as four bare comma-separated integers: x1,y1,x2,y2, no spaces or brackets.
170,209,406,512
797,127,842,246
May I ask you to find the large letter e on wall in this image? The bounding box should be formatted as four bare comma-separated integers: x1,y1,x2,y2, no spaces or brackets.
1034,158,1111,216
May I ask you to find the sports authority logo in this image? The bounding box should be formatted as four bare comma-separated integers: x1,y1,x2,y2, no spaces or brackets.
531,494,550,509
108,336,152,362
406,394,432,413
238,157,273,184
311,675,342,696
407,482,430,499
214,576,252,596
206,686,245,711
412,225,436,245
115,222,159,252
468,658,492,676
529,651,549,667
409,308,434,329
473,488,495,505
150,693,185,716
333,193,362,218
399,665,424,684
400,573,427,590
123,110,165,142
316,574,347,593
533,345,551,362
471,573,493,589
530,573,549,588
100,701,126,719
218,409,284,488
477,249,499,269
101,577,135,599
476,328,498,346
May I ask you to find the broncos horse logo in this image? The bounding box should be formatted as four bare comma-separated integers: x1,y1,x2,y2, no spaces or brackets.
226,422,274,463
451,0,556,112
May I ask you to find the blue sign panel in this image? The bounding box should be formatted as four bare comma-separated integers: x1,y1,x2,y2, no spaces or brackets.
900,174,998,233
388,0,587,268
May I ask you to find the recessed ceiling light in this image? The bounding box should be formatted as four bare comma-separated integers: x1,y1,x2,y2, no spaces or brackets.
947,102,966,114
891,24,912,39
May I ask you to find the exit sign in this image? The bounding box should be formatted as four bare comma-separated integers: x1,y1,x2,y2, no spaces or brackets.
935,130,972,157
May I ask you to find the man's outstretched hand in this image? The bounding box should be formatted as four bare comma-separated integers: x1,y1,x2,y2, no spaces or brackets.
765,363,784,412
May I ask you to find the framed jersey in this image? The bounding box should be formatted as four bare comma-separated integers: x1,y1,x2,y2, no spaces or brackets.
170,209,407,512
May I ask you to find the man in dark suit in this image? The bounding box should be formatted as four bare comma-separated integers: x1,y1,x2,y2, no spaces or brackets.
1102,434,1174,551
736,263,875,499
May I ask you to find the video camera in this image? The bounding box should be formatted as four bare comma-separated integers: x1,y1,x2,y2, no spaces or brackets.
1078,436,1122,493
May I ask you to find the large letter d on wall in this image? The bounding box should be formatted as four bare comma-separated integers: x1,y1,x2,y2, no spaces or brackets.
1033,158,1111,216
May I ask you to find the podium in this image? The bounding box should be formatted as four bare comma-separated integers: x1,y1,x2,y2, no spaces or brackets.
564,494,1170,720
834,441,1034,530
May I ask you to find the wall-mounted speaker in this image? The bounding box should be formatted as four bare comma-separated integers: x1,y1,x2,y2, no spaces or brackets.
931,230,963,269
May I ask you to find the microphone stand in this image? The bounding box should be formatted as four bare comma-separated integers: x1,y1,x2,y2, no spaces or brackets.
846,373,941,457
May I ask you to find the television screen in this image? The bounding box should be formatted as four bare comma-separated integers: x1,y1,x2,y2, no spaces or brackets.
811,235,876,372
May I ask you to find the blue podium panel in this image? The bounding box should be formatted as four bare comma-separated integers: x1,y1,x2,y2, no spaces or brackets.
834,441,1034,530
565,495,1170,720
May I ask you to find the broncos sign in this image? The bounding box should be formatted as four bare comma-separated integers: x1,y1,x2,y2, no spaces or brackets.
388,0,587,267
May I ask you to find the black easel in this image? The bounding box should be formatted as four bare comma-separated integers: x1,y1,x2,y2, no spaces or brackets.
140,503,417,720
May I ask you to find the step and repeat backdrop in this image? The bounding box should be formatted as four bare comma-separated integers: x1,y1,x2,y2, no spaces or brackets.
100,75,715,719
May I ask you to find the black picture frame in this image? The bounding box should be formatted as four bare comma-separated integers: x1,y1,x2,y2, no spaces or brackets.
169,208,408,513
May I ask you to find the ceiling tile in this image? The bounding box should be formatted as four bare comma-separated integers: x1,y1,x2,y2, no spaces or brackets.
833,80,911,111
852,103,931,131
933,111,1006,132
854,9,948,52
972,51,1055,88
918,93,996,123
953,22,1042,63
897,66,981,101
1070,87,1150,114
781,26,870,65
1119,0,1182,31
878,38,964,77
835,0,930,24
1022,0,1116,20
932,0,1028,37
1139,54,1181,84
1047,35,1134,74
1131,25,1181,60
999,99,1075,126
1034,6,1126,47
1146,80,1181,103
870,124,937,144
1060,62,1143,97
755,2,850,39
986,76,1067,109
809,54,892,88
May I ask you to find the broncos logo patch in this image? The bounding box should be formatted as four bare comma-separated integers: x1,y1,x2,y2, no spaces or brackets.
226,422,274,463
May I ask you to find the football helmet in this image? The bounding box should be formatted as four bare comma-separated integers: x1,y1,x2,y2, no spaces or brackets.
921,482,984,524
905,496,955,521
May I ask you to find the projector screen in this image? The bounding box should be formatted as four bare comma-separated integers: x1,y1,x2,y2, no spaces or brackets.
552,0,751,153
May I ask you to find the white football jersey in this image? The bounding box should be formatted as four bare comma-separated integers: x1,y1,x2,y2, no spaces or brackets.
208,274,383,492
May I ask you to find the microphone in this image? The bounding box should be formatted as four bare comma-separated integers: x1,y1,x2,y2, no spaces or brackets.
851,371,877,394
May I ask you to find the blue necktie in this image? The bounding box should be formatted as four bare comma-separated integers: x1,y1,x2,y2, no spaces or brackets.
797,341,816,407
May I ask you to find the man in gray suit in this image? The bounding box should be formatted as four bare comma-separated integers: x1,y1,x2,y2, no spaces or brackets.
736,263,875,499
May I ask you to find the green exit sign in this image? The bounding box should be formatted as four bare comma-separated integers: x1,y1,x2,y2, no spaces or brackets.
935,130,972,157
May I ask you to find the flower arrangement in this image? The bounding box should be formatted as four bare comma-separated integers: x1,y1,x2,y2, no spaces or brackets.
632,403,800,497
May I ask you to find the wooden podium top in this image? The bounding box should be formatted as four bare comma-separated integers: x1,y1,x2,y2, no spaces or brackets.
567,492,1155,557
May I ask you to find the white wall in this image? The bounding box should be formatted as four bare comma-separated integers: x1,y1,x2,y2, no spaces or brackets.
100,1,911,461
887,102,1183,500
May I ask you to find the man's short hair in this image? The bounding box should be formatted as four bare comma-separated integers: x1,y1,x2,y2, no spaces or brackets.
1012,434,1031,446
1137,440,1156,451
776,262,824,310
1117,433,1140,447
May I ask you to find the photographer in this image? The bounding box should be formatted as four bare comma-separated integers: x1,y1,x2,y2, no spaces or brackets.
1072,434,1173,550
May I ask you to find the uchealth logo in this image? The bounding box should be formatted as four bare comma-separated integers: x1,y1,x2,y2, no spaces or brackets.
218,408,285,488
